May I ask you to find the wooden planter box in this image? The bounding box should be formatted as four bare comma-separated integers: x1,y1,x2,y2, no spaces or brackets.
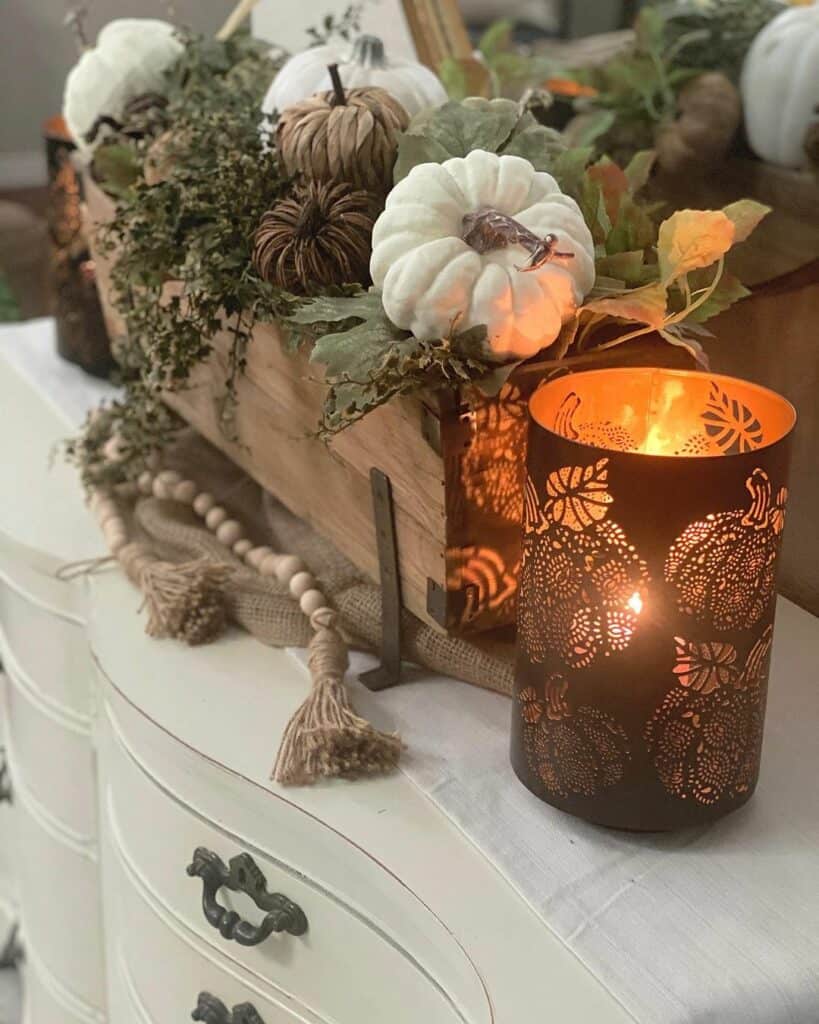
84,169,819,630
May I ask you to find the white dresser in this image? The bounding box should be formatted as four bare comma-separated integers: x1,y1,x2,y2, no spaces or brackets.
0,328,632,1023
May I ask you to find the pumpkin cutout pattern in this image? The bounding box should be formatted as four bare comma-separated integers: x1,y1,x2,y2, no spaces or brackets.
519,675,630,798
446,545,518,626
461,383,528,524
665,468,788,631
519,458,649,669
645,627,773,805
554,391,637,453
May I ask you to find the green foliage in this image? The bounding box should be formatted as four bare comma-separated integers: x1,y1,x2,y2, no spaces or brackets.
657,0,782,82
438,19,556,101
287,291,504,435
394,97,566,181
304,4,363,46
0,273,19,322
69,33,291,489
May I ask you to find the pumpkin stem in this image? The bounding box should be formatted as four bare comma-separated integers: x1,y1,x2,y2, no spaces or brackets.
461,209,574,270
351,34,386,68
741,468,773,529
544,674,572,721
327,63,347,107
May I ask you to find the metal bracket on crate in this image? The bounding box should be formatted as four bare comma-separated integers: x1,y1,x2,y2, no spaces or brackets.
359,468,404,692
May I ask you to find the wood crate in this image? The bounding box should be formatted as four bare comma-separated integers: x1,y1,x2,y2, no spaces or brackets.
84,177,693,634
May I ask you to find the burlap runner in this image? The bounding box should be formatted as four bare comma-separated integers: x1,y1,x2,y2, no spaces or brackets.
141,429,516,697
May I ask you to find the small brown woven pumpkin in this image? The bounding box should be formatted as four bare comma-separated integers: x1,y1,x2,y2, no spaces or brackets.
655,72,741,176
253,180,378,293
276,67,409,195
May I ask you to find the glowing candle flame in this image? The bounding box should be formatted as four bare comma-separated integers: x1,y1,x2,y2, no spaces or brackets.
627,591,643,615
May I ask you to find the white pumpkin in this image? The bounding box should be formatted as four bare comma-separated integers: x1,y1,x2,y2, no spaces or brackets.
741,4,819,168
262,34,447,118
370,150,595,361
63,19,183,154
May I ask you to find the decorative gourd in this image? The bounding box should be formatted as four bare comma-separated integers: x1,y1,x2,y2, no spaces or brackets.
519,676,630,798
655,72,742,176
63,19,183,154
276,75,409,196
369,149,595,361
664,469,788,631
262,34,447,119
740,4,819,168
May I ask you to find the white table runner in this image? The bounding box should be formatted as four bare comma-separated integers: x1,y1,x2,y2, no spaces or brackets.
4,318,817,1023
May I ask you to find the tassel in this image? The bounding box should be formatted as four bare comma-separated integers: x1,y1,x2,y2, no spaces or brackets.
273,609,402,785
139,559,233,645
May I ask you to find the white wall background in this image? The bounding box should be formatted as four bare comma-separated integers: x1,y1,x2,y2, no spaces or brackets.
0,1,229,187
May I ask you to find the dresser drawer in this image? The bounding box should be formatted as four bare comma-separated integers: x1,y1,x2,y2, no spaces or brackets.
21,947,104,1024
103,824,325,1024
98,695,486,1024
4,666,96,840
0,577,93,720
9,754,105,1013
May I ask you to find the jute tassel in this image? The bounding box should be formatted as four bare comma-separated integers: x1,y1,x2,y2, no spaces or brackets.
272,608,403,785
139,559,233,645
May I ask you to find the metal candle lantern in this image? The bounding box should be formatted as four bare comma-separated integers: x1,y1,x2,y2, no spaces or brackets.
44,114,113,378
512,368,796,831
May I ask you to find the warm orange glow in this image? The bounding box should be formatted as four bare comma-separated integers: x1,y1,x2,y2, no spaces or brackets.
627,591,643,615
544,77,599,98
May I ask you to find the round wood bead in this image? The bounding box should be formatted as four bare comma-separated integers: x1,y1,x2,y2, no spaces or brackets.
289,571,316,599
274,555,306,584
156,469,182,489
233,538,253,558
192,492,215,517
205,506,228,530
108,532,128,554
137,471,154,495
216,520,243,547
152,478,171,500
259,553,282,577
246,545,273,570
172,480,197,504
299,589,327,616
114,481,138,499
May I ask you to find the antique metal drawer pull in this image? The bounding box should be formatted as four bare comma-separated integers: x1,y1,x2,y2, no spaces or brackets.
186,847,308,946
0,749,12,805
192,991,266,1023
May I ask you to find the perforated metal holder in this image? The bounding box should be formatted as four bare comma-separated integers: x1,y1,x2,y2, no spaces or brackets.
512,368,796,830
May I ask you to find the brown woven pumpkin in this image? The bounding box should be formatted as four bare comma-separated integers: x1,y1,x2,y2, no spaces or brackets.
655,72,741,176
276,73,409,195
253,180,378,293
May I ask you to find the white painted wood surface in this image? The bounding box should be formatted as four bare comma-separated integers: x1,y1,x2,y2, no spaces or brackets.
0,331,637,1022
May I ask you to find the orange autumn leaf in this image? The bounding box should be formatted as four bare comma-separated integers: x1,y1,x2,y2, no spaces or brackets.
544,77,599,98
657,208,735,283
588,160,631,222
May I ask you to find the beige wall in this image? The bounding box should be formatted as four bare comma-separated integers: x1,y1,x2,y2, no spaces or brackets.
0,1,228,186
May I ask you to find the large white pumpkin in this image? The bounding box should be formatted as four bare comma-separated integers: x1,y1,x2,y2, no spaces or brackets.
370,150,595,361
262,34,447,118
63,19,183,154
741,4,819,168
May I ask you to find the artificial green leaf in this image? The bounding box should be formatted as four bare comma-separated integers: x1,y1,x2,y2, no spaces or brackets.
563,109,616,148
549,146,594,196
606,196,656,255
583,281,668,328
595,250,647,285
722,199,771,244
479,19,514,61
657,208,735,283
578,174,611,245
92,143,141,198
685,268,750,323
437,56,492,101
502,118,566,170
623,150,656,194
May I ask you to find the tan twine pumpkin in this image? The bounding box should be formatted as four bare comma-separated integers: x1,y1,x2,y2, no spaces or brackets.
276,65,409,195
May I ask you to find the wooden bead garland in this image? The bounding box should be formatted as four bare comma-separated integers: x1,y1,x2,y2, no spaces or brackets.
88,467,401,786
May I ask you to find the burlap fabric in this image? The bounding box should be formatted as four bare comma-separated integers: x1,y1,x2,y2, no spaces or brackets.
139,429,516,698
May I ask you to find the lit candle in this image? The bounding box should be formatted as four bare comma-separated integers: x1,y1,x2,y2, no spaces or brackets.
513,368,795,830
